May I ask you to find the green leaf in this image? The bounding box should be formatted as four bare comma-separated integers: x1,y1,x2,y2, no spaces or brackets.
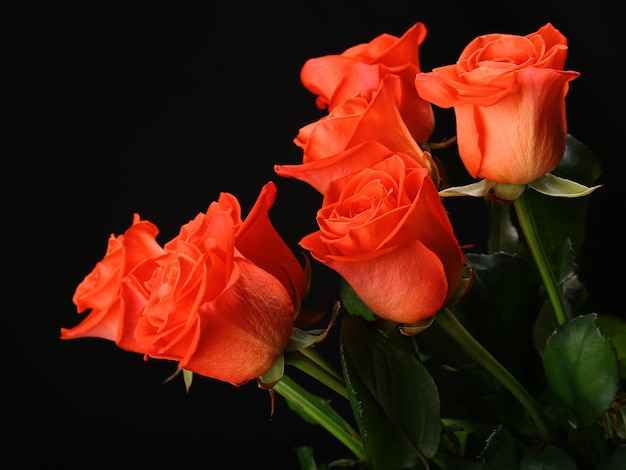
558,134,602,186
596,314,626,380
521,189,589,279
520,444,577,469
340,315,441,469
543,313,620,427
478,426,521,469
339,278,376,321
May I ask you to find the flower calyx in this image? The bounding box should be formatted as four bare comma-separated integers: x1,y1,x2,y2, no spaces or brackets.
438,179,525,202
438,172,600,203
257,301,340,390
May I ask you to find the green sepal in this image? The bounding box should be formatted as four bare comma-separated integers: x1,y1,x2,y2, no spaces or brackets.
258,353,284,389
182,369,193,392
439,133,601,201
439,178,496,198
258,303,341,389
286,301,340,351
162,367,194,393
528,172,601,198
439,179,527,201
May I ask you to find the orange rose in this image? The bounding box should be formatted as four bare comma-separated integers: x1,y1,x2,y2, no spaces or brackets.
132,182,305,386
275,75,439,193
300,22,434,143
414,23,580,184
62,182,307,386
300,153,466,325
61,215,165,352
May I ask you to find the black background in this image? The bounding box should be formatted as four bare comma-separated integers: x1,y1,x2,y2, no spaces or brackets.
10,1,624,468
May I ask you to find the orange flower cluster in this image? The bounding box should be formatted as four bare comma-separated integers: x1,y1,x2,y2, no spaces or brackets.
62,183,307,386
63,22,577,387
276,22,469,325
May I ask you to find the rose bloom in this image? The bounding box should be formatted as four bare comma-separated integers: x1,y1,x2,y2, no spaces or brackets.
275,75,439,193
300,22,434,143
414,23,580,184
62,182,307,386
300,153,466,325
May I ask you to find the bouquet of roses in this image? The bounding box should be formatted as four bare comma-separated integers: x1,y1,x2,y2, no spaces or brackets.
61,21,625,469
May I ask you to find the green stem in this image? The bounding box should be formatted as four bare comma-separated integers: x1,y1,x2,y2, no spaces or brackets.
285,350,349,399
273,374,367,461
299,347,345,382
513,193,568,325
436,307,552,441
